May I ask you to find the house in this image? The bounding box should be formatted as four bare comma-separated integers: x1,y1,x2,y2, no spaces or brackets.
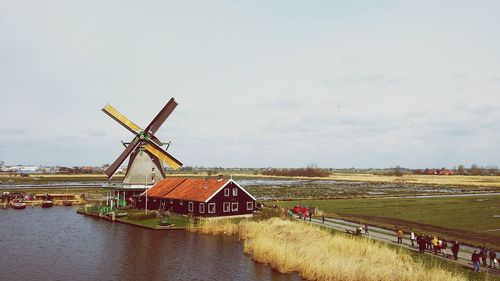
438,168,455,175
136,178,256,217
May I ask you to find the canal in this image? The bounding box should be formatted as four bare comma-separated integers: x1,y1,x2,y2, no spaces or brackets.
0,207,302,281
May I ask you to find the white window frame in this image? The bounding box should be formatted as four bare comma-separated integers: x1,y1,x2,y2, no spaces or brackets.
224,188,229,197
231,202,238,212
199,203,205,213
170,199,173,204
188,201,194,212
232,188,238,196
208,203,216,213
247,201,254,211
180,201,183,205
223,202,230,213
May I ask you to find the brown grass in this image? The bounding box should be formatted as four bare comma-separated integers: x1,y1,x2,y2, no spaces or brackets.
191,218,467,281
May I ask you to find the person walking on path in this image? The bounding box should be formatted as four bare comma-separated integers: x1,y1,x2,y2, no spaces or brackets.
364,223,369,235
432,236,439,254
480,247,488,267
321,213,325,223
396,229,404,244
472,250,481,272
441,240,448,258
451,241,460,260
410,231,416,247
426,235,432,251
418,235,426,253
489,249,497,269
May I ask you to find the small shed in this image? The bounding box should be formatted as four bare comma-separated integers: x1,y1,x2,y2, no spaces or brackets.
137,178,256,217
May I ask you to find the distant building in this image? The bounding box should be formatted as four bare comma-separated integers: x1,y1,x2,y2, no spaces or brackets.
137,178,256,217
418,168,455,175
3,165,40,173
437,168,455,175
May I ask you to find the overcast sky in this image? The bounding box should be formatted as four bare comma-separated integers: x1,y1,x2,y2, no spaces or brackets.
1,1,499,169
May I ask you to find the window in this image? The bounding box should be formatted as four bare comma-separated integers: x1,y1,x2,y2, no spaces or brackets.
180,201,183,205
170,199,173,204
188,201,194,212
232,188,238,196
208,203,216,213
231,202,238,212
153,199,156,203
223,202,230,212
224,188,229,197
199,203,205,213
138,199,142,202
247,201,254,211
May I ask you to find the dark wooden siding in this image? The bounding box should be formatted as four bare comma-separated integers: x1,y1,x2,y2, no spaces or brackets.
204,182,255,217
138,181,255,217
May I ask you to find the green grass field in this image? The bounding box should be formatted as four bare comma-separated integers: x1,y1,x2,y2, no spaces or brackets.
273,195,500,249
119,209,190,228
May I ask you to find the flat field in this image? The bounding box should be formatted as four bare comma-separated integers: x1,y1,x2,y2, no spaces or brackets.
3,173,500,188
273,195,500,249
328,173,500,188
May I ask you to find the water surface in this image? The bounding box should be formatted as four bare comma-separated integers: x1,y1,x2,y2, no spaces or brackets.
0,207,302,281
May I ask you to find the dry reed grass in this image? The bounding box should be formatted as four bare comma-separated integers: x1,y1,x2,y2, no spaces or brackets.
192,218,467,281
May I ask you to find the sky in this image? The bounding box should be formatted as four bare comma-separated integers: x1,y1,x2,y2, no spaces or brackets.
0,1,499,169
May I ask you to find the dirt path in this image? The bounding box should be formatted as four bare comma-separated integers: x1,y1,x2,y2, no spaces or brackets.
296,215,500,275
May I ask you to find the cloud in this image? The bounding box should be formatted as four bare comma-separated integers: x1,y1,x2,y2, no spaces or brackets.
1,1,500,168
340,55,363,63
450,73,467,80
322,74,385,88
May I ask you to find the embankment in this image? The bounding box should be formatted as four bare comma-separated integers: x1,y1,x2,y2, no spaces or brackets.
191,218,468,281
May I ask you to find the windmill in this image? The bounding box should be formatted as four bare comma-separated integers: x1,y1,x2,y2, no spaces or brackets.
102,97,183,188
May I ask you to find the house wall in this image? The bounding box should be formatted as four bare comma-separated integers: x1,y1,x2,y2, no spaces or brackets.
204,182,255,217
137,182,256,217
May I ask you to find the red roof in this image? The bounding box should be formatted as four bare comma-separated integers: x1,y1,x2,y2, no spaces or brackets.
146,178,230,202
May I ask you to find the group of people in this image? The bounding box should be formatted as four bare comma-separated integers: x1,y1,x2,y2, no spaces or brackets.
399,229,498,273
471,248,498,272
411,233,460,260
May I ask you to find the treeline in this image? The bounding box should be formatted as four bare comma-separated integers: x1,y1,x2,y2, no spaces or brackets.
410,165,500,176
262,165,330,178
454,164,500,176
385,164,500,177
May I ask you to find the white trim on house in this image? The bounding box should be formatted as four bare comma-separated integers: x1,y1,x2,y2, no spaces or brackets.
232,188,238,196
247,201,254,211
208,203,216,213
224,188,229,196
223,202,230,212
204,179,257,203
199,203,205,213
188,201,194,212
231,202,238,212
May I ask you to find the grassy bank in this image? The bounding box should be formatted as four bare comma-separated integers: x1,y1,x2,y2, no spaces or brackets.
116,209,190,229
273,196,500,249
190,218,489,281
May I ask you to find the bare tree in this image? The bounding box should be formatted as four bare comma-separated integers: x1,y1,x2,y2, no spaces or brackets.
393,165,403,177
470,164,482,176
